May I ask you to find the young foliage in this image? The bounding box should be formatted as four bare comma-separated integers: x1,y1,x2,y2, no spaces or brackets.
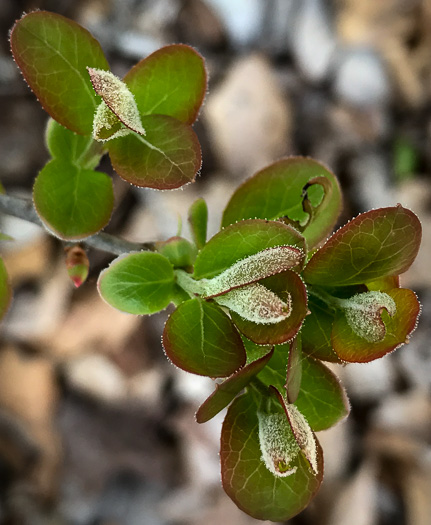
4,11,424,522
97,154,421,519
221,393,324,522
10,10,207,243
33,159,114,240
98,252,175,315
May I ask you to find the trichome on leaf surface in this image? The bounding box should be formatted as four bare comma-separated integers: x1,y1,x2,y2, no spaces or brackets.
0,10,422,522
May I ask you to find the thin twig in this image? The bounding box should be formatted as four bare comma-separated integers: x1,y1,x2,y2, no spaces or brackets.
0,193,154,255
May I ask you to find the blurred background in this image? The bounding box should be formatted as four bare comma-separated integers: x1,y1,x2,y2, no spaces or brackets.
0,0,431,524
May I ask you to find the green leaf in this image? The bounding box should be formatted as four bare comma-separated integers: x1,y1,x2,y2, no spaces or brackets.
170,284,191,307
107,114,201,189
221,393,323,522
98,251,175,315
33,159,114,240
45,119,103,170
0,258,12,322
231,270,308,345
162,297,246,377
286,335,302,404
294,357,349,431
301,295,340,362
195,347,274,423
10,11,109,135
366,275,400,292
194,219,306,280
221,157,342,249
256,343,288,391
332,288,420,362
123,44,207,124
303,206,422,286
188,198,208,250
242,336,273,364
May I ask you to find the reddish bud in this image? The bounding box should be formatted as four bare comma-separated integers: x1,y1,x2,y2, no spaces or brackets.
65,245,89,287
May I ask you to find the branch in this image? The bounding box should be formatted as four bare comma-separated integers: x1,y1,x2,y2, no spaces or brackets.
0,193,154,255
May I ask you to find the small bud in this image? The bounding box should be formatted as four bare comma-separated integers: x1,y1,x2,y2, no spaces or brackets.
342,291,396,342
257,411,299,477
65,246,89,288
155,236,197,268
215,283,291,324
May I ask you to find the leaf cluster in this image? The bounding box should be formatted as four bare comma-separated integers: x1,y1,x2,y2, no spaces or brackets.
10,11,206,239
98,157,421,520
1,11,423,523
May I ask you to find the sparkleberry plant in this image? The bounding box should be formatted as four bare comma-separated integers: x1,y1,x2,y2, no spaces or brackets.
0,10,422,522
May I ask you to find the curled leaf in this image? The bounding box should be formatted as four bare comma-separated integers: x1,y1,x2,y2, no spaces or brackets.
88,68,146,137
221,393,323,522
221,157,342,249
202,246,304,298
231,270,308,345
271,387,319,475
341,291,396,343
332,288,420,362
215,282,291,325
257,411,300,477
